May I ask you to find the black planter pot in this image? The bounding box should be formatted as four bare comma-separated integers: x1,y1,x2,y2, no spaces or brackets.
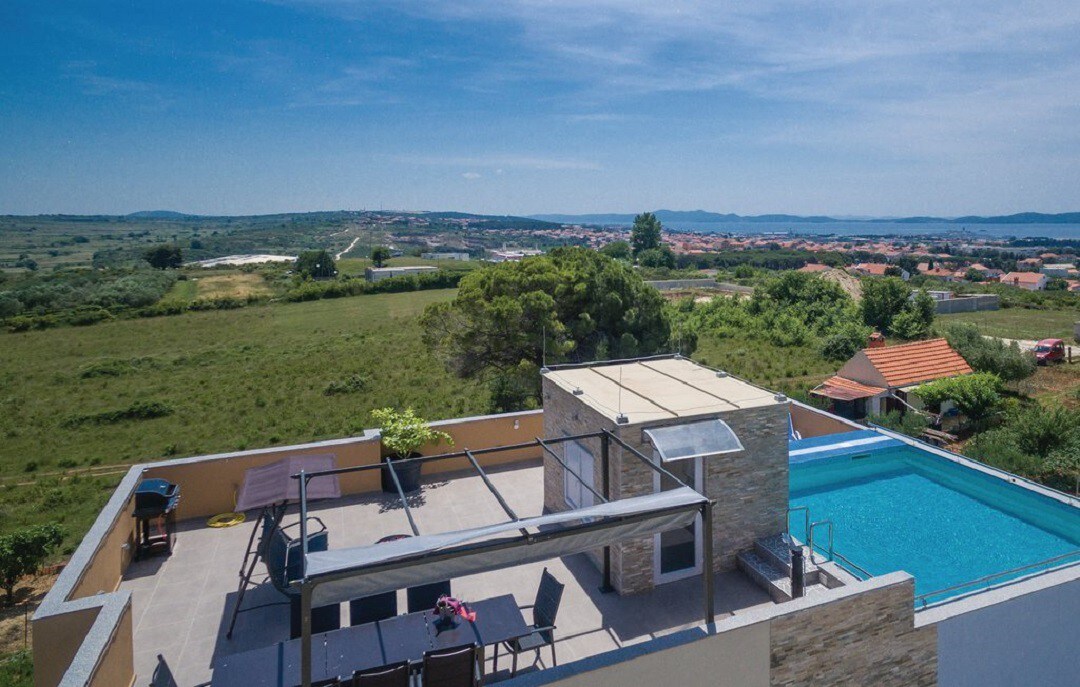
381,453,422,494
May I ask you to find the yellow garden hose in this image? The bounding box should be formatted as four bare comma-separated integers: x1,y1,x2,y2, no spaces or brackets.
207,487,246,528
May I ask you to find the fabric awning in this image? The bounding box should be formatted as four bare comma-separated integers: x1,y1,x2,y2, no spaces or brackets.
303,486,706,606
810,376,886,402
235,454,341,512
642,419,743,462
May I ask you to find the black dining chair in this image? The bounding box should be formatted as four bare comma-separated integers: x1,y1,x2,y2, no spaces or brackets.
406,580,451,614
420,644,480,687
351,660,412,687
350,591,398,625
493,568,564,676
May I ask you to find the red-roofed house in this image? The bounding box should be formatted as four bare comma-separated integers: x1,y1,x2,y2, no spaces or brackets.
811,338,973,419
849,263,910,281
967,263,1004,280
922,266,959,281
1000,271,1048,290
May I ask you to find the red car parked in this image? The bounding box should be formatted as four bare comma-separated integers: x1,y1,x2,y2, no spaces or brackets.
1034,338,1066,365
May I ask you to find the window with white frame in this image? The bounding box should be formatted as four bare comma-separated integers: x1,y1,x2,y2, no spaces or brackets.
563,440,594,509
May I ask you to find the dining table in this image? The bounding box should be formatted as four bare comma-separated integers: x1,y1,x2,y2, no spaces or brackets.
211,594,529,687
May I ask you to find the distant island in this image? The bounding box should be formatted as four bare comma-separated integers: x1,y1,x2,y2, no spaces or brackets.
528,210,1080,225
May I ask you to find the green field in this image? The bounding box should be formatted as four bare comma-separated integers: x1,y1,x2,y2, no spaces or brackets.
0,289,486,549
939,307,1079,340
692,333,837,399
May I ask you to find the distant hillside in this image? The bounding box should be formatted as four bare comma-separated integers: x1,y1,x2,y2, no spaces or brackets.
126,210,200,219
530,210,1080,226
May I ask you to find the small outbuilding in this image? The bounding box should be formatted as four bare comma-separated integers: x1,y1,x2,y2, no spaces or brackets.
811,338,973,420
541,356,790,594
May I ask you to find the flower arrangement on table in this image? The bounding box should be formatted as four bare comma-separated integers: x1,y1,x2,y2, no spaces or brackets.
433,594,476,628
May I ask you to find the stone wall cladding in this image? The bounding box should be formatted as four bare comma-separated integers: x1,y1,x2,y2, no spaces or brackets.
543,375,791,595
542,378,623,587
705,404,789,571
769,577,937,687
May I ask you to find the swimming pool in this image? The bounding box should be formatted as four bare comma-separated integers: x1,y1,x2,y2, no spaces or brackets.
788,442,1080,605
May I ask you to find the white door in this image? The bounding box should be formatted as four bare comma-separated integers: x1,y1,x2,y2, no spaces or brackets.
653,453,703,584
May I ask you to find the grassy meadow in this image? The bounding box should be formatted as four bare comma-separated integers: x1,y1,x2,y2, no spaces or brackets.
939,307,1079,340
691,333,838,400
0,288,487,550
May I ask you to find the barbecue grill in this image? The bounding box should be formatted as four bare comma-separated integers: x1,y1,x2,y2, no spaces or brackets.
133,478,181,560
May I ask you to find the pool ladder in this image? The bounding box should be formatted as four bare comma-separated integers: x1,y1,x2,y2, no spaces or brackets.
808,520,834,565
788,506,835,564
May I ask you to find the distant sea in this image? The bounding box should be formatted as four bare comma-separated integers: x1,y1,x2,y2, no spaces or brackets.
658,221,1080,240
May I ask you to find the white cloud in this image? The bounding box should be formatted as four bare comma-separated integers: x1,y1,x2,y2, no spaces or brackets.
462,171,482,179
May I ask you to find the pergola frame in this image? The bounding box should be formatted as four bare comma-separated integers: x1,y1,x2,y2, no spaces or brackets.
289,429,716,687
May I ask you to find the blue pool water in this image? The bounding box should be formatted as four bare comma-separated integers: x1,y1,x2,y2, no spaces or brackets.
789,445,1080,603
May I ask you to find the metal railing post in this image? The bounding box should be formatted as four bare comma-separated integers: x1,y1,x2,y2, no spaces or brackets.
600,433,614,593
702,500,715,625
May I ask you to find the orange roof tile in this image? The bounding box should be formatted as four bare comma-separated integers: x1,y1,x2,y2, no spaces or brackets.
862,338,973,387
1001,272,1045,284
812,376,886,401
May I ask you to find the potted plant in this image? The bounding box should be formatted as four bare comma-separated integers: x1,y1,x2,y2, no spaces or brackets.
371,407,454,493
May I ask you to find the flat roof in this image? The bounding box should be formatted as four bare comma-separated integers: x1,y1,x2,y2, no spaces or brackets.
365,265,438,272
544,357,781,424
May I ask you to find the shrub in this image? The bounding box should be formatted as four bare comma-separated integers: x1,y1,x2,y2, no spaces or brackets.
0,523,63,605
916,372,1004,427
295,250,336,279
371,407,454,460
66,308,113,327
65,400,174,427
144,244,183,269
860,277,910,332
0,294,22,318
940,322,1036,382
637,246,676,269
6,314,58,332
323,374,370,396
868,410,930,438
820,321,873,361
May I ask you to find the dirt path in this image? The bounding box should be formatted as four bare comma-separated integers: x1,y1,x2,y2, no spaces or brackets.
336,236,362,260
985,335,1039,352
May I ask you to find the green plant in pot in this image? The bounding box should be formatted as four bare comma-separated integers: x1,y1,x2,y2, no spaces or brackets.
372,407,453,494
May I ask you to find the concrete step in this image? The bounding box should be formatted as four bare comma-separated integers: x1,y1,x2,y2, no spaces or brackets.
737,549,792,603
755,533,795,574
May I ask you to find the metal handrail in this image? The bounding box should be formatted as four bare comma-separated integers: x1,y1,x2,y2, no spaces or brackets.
831,550,873,580
808,520,833,565
787,506,810,545
914,549,1080,608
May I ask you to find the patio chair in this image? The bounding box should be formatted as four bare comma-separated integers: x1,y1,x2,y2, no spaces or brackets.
419,644,480,687
493,568,564,676
406,580,451,614
350,591,398,625
351,660,413,687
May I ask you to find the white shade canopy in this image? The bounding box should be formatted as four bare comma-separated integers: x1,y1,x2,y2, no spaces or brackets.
303,486,706,606
643,419,743,463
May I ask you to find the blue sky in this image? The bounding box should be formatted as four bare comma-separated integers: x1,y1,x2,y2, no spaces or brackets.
1,1,1078,216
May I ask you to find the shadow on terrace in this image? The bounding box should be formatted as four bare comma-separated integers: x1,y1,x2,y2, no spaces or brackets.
121,437,773,687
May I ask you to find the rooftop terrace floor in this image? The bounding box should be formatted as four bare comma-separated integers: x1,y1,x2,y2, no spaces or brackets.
120,459,774,686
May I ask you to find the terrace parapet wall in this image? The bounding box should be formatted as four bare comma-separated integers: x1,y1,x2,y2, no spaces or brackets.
33,409,544,687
